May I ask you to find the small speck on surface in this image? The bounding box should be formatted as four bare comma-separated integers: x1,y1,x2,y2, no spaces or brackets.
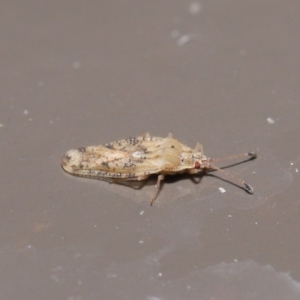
147,297,162,300
266,117,275,124
72,61,81,69
189,2,202,15
219,187,226,193
177,35,191,46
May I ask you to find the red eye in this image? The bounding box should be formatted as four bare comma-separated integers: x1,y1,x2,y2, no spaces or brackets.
195,161,201,169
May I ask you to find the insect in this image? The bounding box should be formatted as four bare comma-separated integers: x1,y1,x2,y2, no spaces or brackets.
61,133,257,206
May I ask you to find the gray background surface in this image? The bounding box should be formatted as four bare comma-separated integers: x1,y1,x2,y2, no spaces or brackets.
1,1,300,299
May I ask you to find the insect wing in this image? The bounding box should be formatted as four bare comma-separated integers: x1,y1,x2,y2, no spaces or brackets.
62,136,166,180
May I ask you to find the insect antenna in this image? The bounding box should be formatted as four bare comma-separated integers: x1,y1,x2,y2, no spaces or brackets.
207,152,257,194
210,151,257,163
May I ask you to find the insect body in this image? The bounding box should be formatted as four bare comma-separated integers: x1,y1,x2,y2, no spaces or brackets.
61,133,257,206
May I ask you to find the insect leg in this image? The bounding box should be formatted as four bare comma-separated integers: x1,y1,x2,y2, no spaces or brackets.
150,174,165,206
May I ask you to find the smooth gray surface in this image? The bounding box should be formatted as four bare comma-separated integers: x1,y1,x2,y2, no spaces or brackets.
1,1,300,299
